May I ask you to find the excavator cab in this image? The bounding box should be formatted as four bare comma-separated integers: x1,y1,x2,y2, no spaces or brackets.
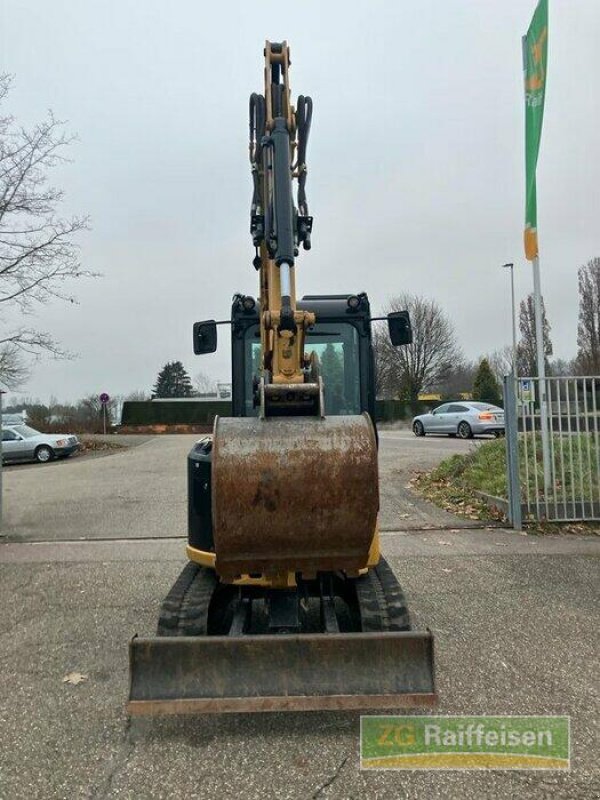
128,42,436,715
233,293,377,419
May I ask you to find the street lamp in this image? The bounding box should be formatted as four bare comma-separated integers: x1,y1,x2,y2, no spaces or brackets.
502,262,517,376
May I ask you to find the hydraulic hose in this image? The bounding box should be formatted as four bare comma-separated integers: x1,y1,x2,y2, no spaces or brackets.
295,95,312,217
249,93,266,216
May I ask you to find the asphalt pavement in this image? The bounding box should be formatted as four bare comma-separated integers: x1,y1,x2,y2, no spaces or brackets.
0,433,598,799
1,431,478,542
2,435,188,542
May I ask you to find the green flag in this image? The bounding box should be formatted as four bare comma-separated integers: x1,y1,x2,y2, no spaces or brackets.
523,0,548,261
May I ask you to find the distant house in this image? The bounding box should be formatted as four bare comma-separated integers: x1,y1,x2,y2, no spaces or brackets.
151,395,219,403
417,392,473,402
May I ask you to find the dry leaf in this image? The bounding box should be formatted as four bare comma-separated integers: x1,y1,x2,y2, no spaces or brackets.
63,671,88,686
437,540,451,546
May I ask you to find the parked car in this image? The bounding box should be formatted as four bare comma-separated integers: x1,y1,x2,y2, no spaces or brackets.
1,425,80,464
412,402,505,439
2,413,26,425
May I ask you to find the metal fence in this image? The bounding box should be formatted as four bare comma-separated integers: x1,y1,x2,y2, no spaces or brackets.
504,375,600,524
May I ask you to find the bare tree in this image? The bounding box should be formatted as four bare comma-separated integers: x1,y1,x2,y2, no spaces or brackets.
372,325,388,398
0,343,30,389
436,359,476,399
3,393,118,432
487,345,514,382
548,357,576,377
77,393,118,428
374,294,462,411
0,74,93,386
123,389,151,401
575,257,600,374
194,370,216,395
516,293,553,377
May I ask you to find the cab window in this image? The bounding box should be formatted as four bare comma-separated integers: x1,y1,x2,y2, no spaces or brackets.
245,322,362,416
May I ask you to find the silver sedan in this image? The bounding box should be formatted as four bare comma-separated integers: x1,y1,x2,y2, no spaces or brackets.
412,402,505,439
1,424,80,464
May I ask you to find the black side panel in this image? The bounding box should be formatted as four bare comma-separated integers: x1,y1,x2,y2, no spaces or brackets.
231,293,256,417
187,438,214,551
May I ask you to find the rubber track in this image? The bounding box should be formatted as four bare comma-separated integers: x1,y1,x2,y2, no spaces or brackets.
156,562,217,636
158,558,410,635
354,557,411,632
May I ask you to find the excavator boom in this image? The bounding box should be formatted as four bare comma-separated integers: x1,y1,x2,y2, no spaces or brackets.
250,41,316,402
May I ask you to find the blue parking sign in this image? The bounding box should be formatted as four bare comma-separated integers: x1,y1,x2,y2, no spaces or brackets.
519,380,534,403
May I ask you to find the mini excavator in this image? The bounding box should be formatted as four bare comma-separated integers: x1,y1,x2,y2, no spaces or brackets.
128,41,436,714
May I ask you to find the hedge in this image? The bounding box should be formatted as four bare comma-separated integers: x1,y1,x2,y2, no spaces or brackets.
121,401,232,426
375,399,435,422
122,399,435,426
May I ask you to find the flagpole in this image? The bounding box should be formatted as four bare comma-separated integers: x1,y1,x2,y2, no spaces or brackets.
532,253,551,494
523,0,550,500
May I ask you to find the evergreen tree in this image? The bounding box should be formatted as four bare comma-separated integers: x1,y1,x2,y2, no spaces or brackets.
251,343,262,377
153,361,193,398
319,343,345,414
472,358,502,406
319,343,344,387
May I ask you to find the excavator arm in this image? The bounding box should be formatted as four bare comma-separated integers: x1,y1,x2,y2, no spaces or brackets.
249,42,319,415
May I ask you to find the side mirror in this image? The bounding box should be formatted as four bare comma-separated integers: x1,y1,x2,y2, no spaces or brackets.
193,320,218,355
387,310,412,346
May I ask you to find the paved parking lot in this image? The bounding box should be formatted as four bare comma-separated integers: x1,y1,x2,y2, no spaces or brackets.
1,431,476,542
0,434,598,799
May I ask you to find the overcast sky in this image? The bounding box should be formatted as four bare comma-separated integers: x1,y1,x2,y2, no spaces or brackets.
1,0,599,402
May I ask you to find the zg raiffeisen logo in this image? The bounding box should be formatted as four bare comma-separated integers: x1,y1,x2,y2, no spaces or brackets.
360,716,570,770
525,24,548,98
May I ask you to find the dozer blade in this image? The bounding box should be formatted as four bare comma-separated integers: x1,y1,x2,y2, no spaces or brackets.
128,631,436,715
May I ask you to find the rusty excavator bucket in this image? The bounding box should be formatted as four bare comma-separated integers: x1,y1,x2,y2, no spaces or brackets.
128,632,435,714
